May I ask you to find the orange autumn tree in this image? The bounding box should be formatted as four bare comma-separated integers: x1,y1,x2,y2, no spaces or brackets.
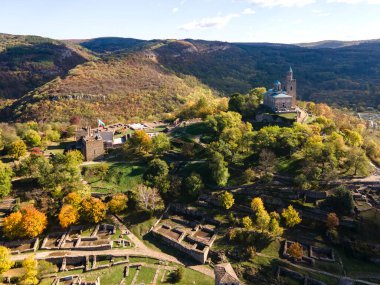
3,206,47,239
58,205,79,229
326,212,340,230
80,197,107,224
287,242,304,261
2,211,22,239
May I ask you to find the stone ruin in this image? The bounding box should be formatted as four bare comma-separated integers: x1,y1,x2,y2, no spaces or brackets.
52,275,100,285
277,266,326,285
151,204,219,264
283,240,335,265
41,224,120,251
44,255,129,273
0,238,39,255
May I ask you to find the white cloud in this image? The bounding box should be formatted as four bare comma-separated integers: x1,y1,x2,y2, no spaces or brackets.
312,9,331,16
243,0,315,7
242,8,256,14
327,0,380,3
180,14,240,30
172,7,179,13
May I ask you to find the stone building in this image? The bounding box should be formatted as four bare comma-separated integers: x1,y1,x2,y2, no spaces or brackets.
76,128,105,161
81,134,105,161
263,67,297,113
214,263,241,285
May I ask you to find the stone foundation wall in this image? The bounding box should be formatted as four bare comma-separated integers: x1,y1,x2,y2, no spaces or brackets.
152,226,209,264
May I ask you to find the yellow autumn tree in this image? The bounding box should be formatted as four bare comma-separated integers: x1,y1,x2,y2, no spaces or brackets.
219,191,234,210
20,255,39,285
63,192,83,209
0,246,14,274
107,193,128,214
250,197,264,212
58,205,79,229
242,216,253,230
282,205,302,228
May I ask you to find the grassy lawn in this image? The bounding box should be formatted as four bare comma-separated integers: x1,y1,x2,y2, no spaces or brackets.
337,248,380,277
157,268,214,285
135,267,156,284
260,239,281,258
125,266,138,284
41,262,213,285
83,161,145,193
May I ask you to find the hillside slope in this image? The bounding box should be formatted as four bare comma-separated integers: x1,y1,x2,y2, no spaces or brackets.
152,40,380,108
0,34,89,100
5,53,216,123
2,35,380,123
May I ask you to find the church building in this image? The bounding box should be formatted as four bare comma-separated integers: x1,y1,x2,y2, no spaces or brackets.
263,67,297,113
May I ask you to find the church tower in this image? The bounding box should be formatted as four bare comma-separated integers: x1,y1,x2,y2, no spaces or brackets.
285,67,297,107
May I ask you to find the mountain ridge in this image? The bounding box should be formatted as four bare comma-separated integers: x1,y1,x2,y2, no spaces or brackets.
1,34,380,122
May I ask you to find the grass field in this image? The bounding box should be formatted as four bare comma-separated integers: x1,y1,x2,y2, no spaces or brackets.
83,161,145,193
40,258,214,285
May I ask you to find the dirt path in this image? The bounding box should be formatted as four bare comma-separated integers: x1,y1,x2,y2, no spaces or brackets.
110,215,148,250
188,265,215,278
12,248,184,265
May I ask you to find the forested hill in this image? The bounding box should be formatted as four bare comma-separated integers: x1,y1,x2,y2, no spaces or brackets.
74,37,380,108
152,40,380,109
1,34,380,122
0,33,90,100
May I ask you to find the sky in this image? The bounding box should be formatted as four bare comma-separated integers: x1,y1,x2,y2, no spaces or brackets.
1,0,380,44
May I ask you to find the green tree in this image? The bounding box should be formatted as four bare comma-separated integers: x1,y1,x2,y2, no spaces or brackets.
345,147,371,176
45,129,60,142
0,162,12,198
23,130,41,147
0,246,14,274
183,173,204,198
171,267,184,283
37,260,57,279
144,158,170,192
9,140,27,159
219,191,234,210
326,186,354,215
206,111,243,134
209,151,229,186
152,133,171,155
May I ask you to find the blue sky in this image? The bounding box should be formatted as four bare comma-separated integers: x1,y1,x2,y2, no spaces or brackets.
1,0,379,43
